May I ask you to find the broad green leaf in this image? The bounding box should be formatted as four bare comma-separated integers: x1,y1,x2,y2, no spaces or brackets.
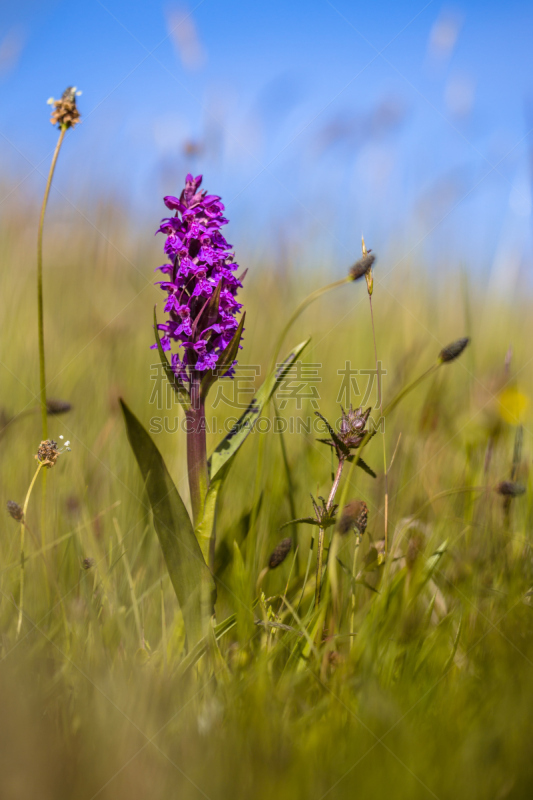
208,338,311,481
120,399,214,648
153,306,190,411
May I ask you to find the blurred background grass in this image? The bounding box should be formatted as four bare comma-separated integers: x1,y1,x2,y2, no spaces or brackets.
1,187,533,798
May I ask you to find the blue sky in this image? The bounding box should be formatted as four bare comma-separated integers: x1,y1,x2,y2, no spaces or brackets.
1,0,533,280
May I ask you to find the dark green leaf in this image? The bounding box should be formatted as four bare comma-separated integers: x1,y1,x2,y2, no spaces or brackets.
120,399,214,648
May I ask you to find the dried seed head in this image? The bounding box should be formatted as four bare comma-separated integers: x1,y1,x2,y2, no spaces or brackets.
46,398,72,415
47,86,81,129
349,253,375,282
35,439,60,467
495,481,525,498
82,557,96,570
338,500,368,535
7,500,24,522
439,337,470,364
268,537,292,569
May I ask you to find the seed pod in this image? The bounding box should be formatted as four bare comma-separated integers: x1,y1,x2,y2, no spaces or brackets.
7,501,24,521
495,481,525,498
349,253,375,282
48,86,81,129
439,337,470,364
268,537,292,569
46,399,72,415
35,439,60,467
338,500,368,535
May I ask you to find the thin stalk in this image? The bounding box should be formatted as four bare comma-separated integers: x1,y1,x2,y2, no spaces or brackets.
37,125,66,439
297,525,316,613
368,293,388,552
315,526,326,610
349,536,360,651
17,462,43,637
186,377,209,526
315,458,344,608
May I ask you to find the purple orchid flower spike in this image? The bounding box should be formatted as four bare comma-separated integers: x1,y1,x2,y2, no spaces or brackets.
152,173,245,392
152,174,246,525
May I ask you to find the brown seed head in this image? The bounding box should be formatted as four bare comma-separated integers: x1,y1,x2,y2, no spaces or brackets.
46,398,72,415
268,537,292,569
349,253,375,282
7,500,24,522
35,439,60,467
495,481,525,498
48,86,81,129
82,557,96,570
439,337,470,364
338,500,368,535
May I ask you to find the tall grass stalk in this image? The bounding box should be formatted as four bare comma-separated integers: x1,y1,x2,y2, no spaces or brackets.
37,126,66,440
361,238,389,550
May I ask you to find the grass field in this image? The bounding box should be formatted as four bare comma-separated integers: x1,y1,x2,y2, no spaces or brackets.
1,187,533,800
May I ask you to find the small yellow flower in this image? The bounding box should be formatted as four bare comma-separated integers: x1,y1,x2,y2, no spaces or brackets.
497,387,529,425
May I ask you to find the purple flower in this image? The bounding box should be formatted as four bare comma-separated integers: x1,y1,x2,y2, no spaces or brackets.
152,174,245,386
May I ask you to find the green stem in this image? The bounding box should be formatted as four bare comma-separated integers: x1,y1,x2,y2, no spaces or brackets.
17,463,43,637
315,458,344,608
368,293,389,552
37,125,67,439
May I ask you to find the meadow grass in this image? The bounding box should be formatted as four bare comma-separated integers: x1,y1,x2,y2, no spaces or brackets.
1,193,533,799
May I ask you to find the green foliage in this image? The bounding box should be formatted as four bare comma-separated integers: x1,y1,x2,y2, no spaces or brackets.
120,399,214,647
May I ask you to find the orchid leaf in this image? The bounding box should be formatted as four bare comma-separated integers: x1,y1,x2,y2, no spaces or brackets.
120,399,214,648
209,338,311,481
